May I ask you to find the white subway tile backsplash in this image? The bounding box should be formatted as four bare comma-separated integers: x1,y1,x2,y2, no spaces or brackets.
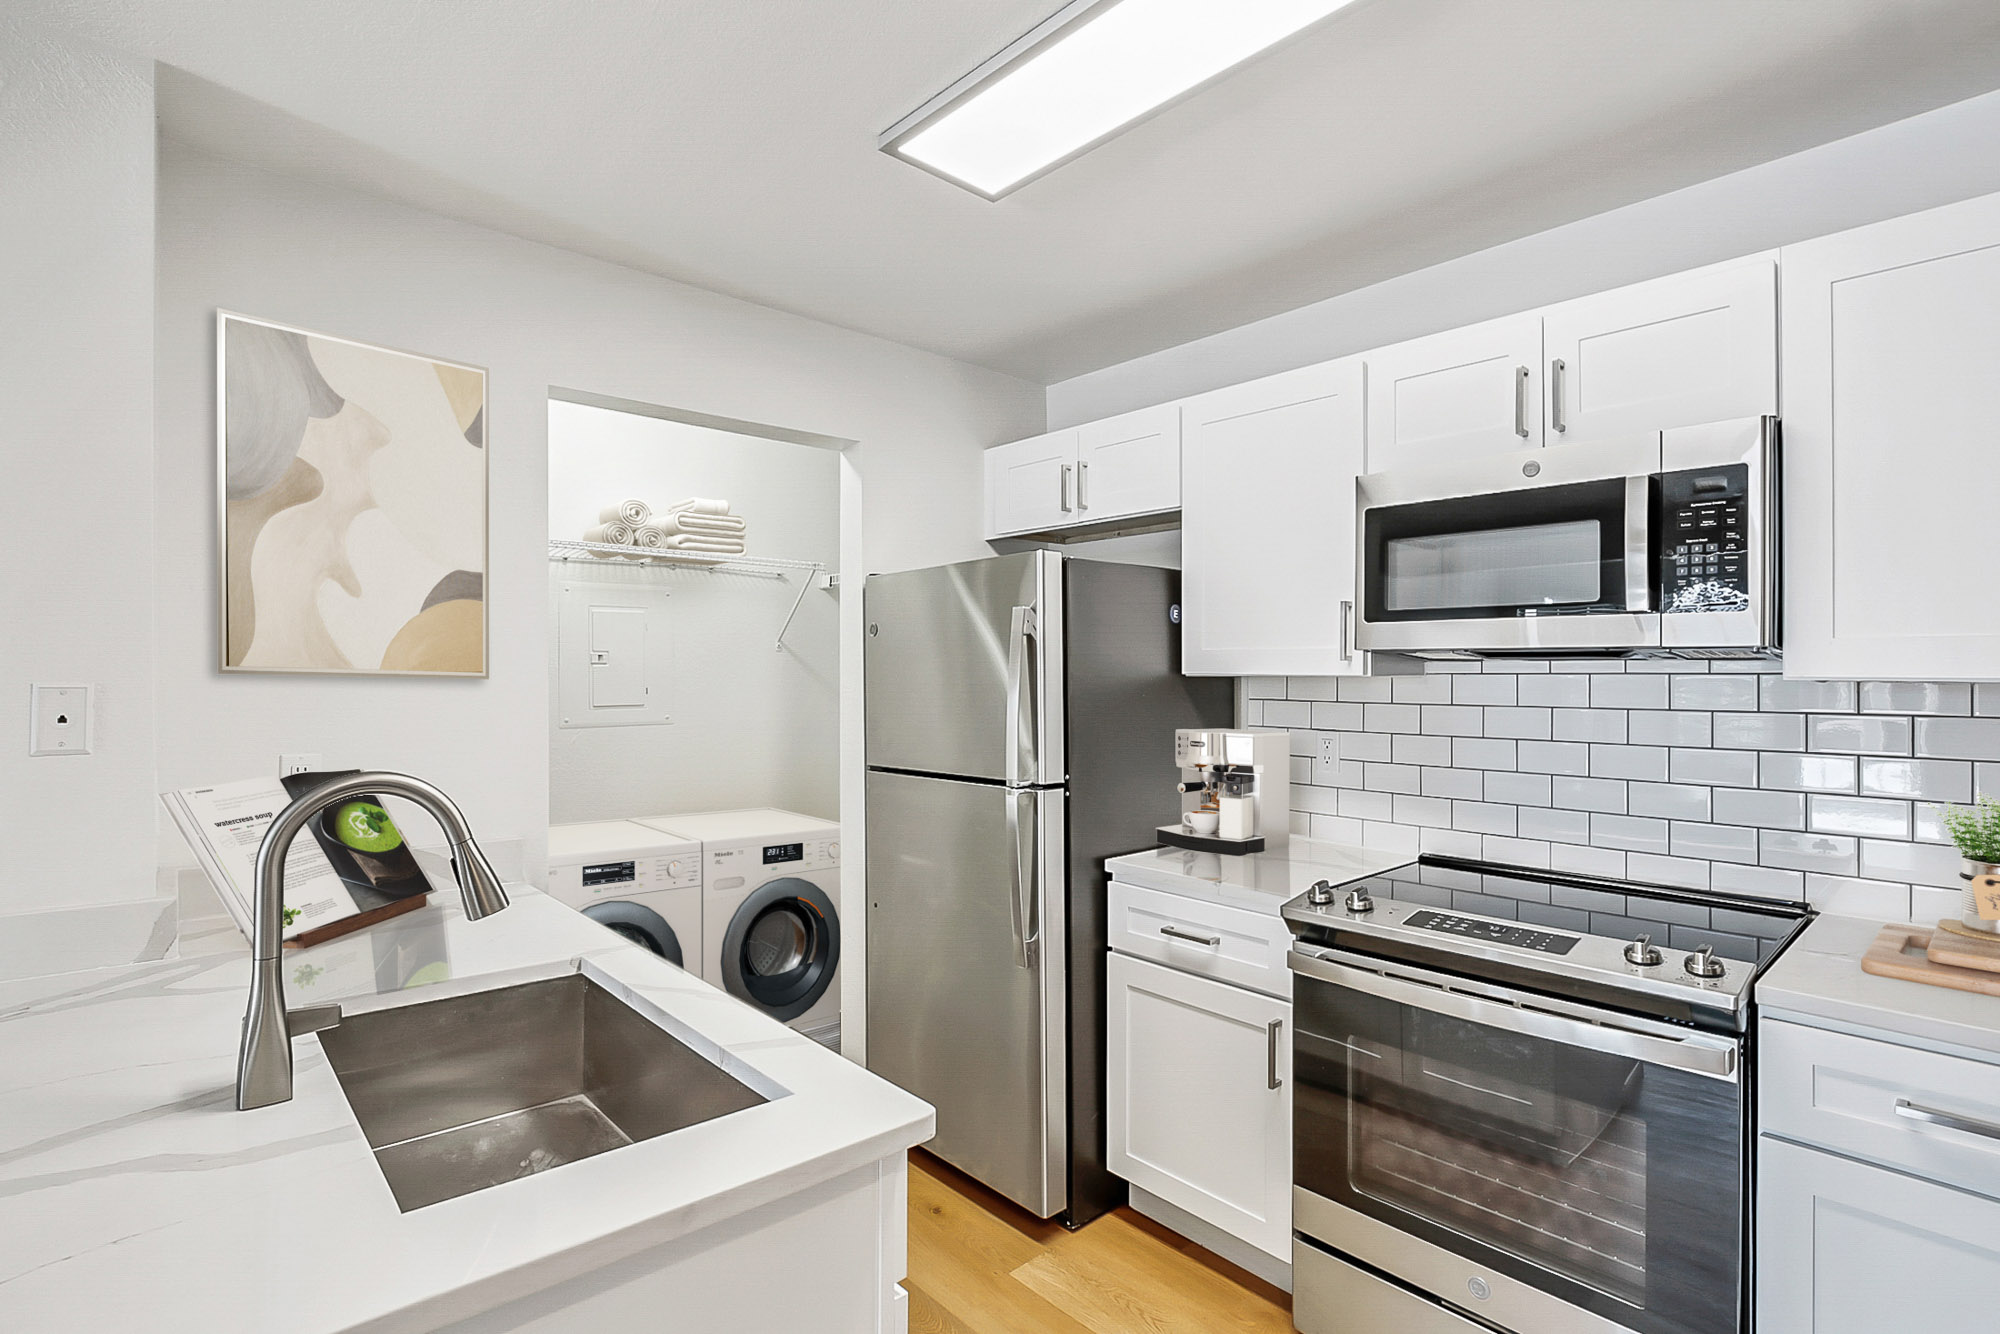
1272,659,2000,922
1628,710,1712,747
1809,714,1912,756
1711,787,1805,830
1858,757,1973,803
1672,675,1759,711
1518,675,1591,707
1808,795,1911,840
1592,675,1669,710
1860,682,1972,716
1714,712,1804,750
1759,752,1857,793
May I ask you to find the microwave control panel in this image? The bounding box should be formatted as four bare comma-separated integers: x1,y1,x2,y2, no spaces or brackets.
1658,464,1751,614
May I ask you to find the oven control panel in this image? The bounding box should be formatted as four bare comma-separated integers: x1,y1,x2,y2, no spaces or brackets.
1404,910,1580,955
1658,463,1751,615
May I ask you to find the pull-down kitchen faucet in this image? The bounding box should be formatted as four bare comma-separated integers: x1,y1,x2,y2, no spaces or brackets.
236,771,510,1110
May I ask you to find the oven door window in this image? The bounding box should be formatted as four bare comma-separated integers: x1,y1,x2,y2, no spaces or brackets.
1294,970,1742,1334
1365,478,1634,623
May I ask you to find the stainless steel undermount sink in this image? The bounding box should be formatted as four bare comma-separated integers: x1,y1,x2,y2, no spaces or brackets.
319,972,769,1211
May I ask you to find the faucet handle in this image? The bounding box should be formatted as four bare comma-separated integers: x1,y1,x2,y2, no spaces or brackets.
286,1003,342,1038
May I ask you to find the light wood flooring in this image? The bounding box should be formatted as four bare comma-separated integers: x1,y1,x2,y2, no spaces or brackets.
905,1150,1294,1334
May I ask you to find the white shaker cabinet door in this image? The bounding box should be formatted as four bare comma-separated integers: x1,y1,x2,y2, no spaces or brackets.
1363,312,1543,469
1541,256,1776,449
1181,356,1367,677
1075,403,1180,523
1106,951,1291,1261
1782,191,2000,679
984,429,1078,538
1757,1136,2000,1334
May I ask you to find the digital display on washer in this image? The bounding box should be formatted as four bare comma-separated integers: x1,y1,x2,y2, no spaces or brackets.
582,860,637,887
763,842,803,865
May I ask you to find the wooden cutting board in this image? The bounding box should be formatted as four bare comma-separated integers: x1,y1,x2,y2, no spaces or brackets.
1862,923,2000,996
1927,919,2000,974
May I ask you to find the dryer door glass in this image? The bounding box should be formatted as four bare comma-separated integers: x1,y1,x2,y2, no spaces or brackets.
582,901,684,969
721,877,840,1022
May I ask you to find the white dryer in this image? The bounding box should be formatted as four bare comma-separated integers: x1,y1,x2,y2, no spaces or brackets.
636,809,841,1049
545,820,702,969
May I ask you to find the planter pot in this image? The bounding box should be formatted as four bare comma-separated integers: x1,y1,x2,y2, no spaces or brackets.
1962,858,2000,934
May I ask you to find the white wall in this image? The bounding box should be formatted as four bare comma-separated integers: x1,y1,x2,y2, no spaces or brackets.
547,402,840,823
0,24,160,942
1049,84,2000,426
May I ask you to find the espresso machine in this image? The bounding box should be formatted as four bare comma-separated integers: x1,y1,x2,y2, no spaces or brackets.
1157,728,1292,855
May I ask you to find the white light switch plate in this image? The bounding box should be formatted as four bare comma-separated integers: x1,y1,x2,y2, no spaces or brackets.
30,684,92,756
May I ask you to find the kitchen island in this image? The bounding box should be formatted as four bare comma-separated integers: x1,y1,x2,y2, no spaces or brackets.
0,885,931,1333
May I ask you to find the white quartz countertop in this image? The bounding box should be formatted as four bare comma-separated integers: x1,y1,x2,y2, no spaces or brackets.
1757,912,2000,1061
1106,837,1413,914
0,886,932,1333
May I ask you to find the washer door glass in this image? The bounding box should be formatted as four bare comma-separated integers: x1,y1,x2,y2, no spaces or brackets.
721,877,840,1021
581,901,684,968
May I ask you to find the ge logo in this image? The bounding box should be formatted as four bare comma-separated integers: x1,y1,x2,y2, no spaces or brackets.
1169,603,1182,625
1467,1277,1492,1301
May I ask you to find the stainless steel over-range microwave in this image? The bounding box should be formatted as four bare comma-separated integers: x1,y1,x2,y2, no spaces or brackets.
1354,416,1778,659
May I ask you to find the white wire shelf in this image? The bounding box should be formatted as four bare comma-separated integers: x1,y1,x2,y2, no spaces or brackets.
547,539,832,650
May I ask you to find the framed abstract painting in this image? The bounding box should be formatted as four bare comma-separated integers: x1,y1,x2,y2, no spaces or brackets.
217,312,488,676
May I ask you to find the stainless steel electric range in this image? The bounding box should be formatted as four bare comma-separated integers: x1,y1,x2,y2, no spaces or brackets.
1281,856,1812,1334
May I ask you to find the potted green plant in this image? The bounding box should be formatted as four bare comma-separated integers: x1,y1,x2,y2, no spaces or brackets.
1940,794,2000,934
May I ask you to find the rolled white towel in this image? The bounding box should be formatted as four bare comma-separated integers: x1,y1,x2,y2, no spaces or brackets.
666,497,731,517
657,511,747,535
599,499,651,527
630,522,668,548
583,521,633,545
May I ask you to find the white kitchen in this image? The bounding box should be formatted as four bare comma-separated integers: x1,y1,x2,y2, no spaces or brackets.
8,4,2000,1333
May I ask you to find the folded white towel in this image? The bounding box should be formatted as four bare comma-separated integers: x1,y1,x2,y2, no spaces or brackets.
667,497,732,517
599,499,651,527
657,512,747,535
661,533,745,553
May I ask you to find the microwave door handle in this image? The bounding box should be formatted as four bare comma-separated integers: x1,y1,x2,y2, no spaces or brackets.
1625,475,1653,612
1287,948,1739,1081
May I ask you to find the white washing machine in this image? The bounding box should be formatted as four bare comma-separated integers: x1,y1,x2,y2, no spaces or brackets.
545,820,702,970
636,809,841,1049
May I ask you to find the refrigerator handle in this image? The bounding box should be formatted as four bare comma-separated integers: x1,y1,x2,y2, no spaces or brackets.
1006,788,1039,969
1005,605,1039,787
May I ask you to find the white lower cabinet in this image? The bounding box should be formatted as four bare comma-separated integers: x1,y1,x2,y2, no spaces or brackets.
1757,1136,2000,1334
1106,948,1291,1260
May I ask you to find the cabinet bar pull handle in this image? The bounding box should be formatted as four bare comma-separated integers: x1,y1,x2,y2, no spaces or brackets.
1267,1018,1284,1090
1550,358,1567,433
1340,599,1354,662
1060,463,1073,513
1078,460,1089,510
1514,365,1531,438
1159,924,1219,947
1895,1098,2000,1142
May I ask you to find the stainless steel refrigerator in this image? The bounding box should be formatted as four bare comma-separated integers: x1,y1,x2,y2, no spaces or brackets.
864,551,1232,1226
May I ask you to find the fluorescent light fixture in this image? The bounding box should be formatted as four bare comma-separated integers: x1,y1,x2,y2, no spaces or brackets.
881,0,1359,199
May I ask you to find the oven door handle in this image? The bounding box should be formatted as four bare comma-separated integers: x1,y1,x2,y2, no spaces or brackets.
1288,949,1738,1082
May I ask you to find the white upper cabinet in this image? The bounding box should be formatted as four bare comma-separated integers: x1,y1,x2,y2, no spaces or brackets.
1075,403,1181,523
1182,357,1368,677
984,428,1078,538
1540,256,1776,448
1781,191,2000,680
1363,313,1543,469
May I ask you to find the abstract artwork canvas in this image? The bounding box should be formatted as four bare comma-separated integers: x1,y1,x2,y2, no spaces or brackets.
218,312,488,676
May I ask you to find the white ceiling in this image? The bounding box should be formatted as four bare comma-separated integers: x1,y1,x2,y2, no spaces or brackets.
27,0,2000,382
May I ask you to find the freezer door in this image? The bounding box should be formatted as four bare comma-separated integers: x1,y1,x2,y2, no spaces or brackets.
866,768,1067,1217
865,552,1065,785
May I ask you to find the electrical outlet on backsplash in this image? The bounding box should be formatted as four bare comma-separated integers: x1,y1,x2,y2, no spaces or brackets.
1246,662,2000,923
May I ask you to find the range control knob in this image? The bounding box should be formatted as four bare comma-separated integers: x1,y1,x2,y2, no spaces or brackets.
1685,944,1727,979
1623,933,1663,967
1306,879,1336,907
1344,884,1376,914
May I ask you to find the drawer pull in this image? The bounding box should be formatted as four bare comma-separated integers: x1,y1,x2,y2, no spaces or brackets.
1895,1098,2000,1143
1159,924,1220,947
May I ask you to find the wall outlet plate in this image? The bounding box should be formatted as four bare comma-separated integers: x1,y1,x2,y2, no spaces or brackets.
30,684,92,756
279,753,324,777
1314,733,1340,785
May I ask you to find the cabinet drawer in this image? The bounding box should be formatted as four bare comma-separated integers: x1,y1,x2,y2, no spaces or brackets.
1109,880,1292,999
1760,1018,2000,1199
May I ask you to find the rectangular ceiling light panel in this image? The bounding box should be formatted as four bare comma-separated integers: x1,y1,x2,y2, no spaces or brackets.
883,0,1358,199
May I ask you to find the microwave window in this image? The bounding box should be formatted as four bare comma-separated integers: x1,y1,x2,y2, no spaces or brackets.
1383,519,1602,613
